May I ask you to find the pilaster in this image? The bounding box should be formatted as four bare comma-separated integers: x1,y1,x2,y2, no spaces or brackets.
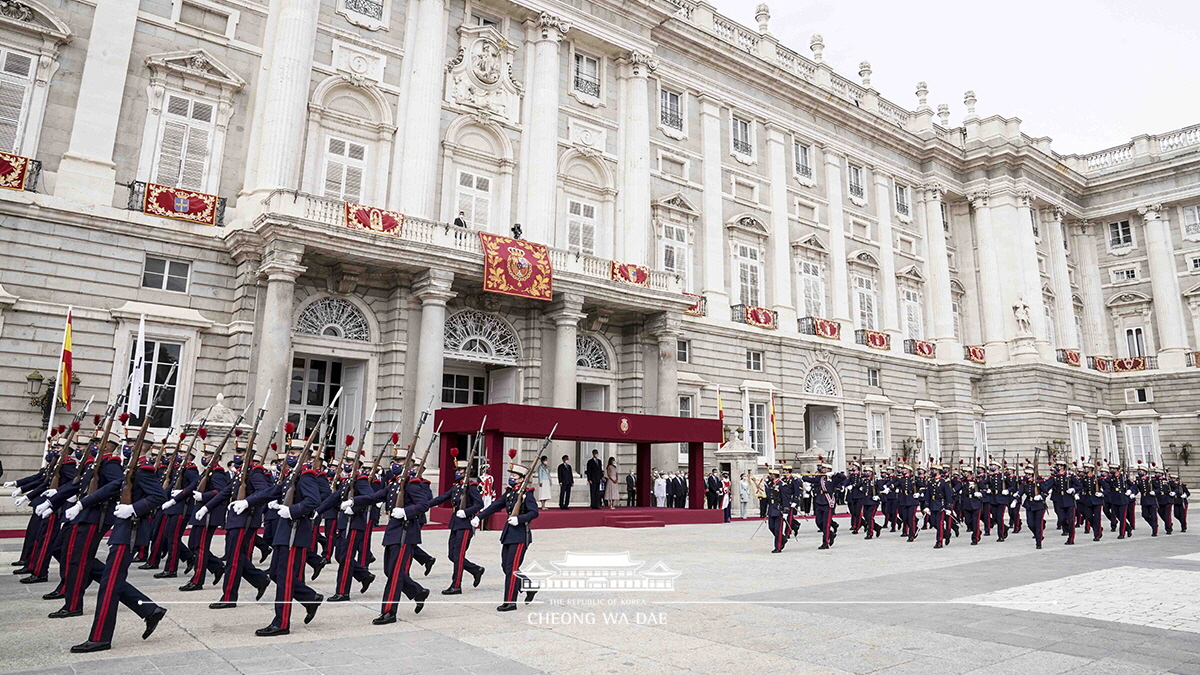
521,12,570,245
1139,203,1189,368
765,123,796,331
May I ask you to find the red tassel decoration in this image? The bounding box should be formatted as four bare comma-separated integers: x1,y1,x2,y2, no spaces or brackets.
391,432,400,444
93,414,101,426
508,448,517,459
450,448,459,459
197,427,208,440
271,442,278,451
179,431,187,440
233,428,243,437
70,421,81,431
345,434,355,447
284,422,296,435
119,413,130,423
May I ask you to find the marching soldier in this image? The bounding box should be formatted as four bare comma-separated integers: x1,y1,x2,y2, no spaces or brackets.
981,462,1010,542
1018,466,1049,549
891,465,922,541
181,441,229,591
1132,463,1158,536
924,466,954,548
763,468,787,553
256,446,324,637
881,465,900,531
428,459,486,594
1004,464,1022,534
780,466,800,536
364,455,432,623
1079,464,1105,541
961,467,985,545
1048,460,1080,544
1154,467,1175,534
859,467,883,538
329,444,377,602
154,440,200,578
477,461,539,611
25,435,78,585
801,460,843,549
844,462,863,534
207,444,272,609
1171,472,1189,532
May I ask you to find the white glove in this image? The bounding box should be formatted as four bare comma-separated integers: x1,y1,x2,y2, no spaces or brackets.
974,492,982,498
193,491,203,501
341,503,354,515
232,499,249,515
921,508,930,515
11,488,22,498
470,516,480,528
35,502,52,518
1150,491,1157,496
44,488,57,499
276,504,292,520
1034,495,1043,501
267,500,280,509
882,488,890,494
1002,490,1010,495
2,481,15,488
1011,501,1018,509
1067,488,1075,494
195,506,208,520
13,495,28,507
391,507,406,520
455,509,467,519
65,503,82,520
171,489,183,498
1171,492,1177,497
340,499,354,511
508,516,519,526
160,499,176,511
1126,490,1134,497
872,496,880,502
114,504,135,519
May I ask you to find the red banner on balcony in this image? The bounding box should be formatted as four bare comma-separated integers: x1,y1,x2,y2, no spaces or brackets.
745,306,776,330
479,233,553,301
610,261,649,286
0,150,31,191
1091,356,1112,373
345,202,403,236
1112,356,1146,373
811,317,840,340
683,292,704,317
1062,349,1081,367
142,183,219,226
862,329,889,350
965,345,986,364
911,339,936,359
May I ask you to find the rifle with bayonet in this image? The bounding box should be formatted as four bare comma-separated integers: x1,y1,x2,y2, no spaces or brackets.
510,424,557,519
119,362,179,506
234,391,272,501
282,388,343,548
392,396,435,510
81,371,138,498
458,416,487,510
47,397,94,490
341,402,378,507
195,399,254,496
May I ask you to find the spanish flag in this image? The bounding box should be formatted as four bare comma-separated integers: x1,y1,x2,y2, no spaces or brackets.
59,309,73,412
769,390,778,451
716,384,725,444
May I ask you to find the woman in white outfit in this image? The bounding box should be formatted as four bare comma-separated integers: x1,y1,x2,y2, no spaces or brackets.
536,455,552,508
653,471,667,508
604,457,619,509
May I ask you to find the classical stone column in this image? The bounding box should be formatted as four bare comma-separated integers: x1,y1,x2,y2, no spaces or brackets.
616,51,656,265
243,0,319,201
1014,190,1050,360
649,312,681,472
547,294,585,409
254,242,306,430
970,190,1008,362
823,150,850,327
699,95,729,318
411,269,455,454
922,184,958,356
394,0,448,219
1139,204,1189,368
1045,207,1079,351
522,13,570,245
765,124,796,331
1070,222,1113,356
55,0,139,204
872,172,899,345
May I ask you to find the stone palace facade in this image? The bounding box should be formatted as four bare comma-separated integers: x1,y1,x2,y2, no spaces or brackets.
1,0,1199,500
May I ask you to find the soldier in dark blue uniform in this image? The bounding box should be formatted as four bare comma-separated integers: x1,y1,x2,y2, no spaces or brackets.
357,456,432,623
891,465,922,541
1170,472,1189,532
981,461,1011,541
801,462,843,549
1048,460,1081,544
181,442,230,591
1078,464,1106,541
1132,464,1158,535
960,467,985,545
155,441,200,578
881,465,899,531
25,436,78,584
859,466,883,539
478,462,539,611
6,446,53,573
256,446,324,637
429,459,486,594
1018,466,1049,548
329,448,377,602
924,466,954,548
780,466,800,535
844,462,864,534
70,446,170,653
1154,467,1175,534
207,445,273,608
763,468,786,553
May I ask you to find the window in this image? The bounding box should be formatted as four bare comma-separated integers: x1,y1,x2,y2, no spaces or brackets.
731,116,752,155
573,53,600,98
661,222,689,286
676,340,690,363
471,12,499,27
126,339,181,429
677,395,694,461
1074,309,1084,347
1124,327,1146,357
441,373,486,405
952,299,962,341
798,260,824,317
659,89,683,130
919,416,940,464
903,289,923,340
1070,420,1089,461
745,350,763,372
142,257,190,293
454,169,492,229
1124,424,1157,467
1110,267,1138,283
736,244,762,306
867,368,880,388
1101,423,1120,466
0,47,34,153
1030,209,1040,239
1044,303,1057,347
870,412,886,452
854,276,876,330
794,141,812,178
897,236,917,255
748,402,767,455
153,93,215,191
848,164,865,199
1183,205,1200,237
1191,256,1200,272
1125,387,1153,404
894,184,910,216
567,200,597,255
972,420,988,464
323,136,366,202
940,202,950,232
1108,220,1132,248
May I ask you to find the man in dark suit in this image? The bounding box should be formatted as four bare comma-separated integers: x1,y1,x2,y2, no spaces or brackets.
705,469,721,509
585,450,603,509
625,471,637,507
556,455,574,510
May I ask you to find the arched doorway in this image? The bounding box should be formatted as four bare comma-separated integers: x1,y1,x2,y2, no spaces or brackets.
802,364,844,472
442,309,521,471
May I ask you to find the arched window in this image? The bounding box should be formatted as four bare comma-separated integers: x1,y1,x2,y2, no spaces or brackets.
804,365,839,396
296,297,370,341
304,75,395,206
576,335,610,370
444,310,519,365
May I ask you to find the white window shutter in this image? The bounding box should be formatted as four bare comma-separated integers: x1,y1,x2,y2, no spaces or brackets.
344,165,363,203
154,120,187,186
180,125,210,190
324,160,345,198
0,78,28,153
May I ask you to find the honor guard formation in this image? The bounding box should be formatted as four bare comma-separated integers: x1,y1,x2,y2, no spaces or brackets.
4,386,554,654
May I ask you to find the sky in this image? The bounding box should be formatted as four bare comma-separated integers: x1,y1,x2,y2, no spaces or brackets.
705,0,1200,155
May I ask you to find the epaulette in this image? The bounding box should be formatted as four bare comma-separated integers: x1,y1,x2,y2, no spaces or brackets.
525,487,535,492
301,468,322,476
101,454,118,461
212,465,226,472
137,464,156,471
185,463,197,469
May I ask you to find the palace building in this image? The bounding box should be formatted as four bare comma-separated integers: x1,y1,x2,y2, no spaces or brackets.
1,0,1199,501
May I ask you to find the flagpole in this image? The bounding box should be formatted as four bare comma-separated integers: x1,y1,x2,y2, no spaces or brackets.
42,307,71,465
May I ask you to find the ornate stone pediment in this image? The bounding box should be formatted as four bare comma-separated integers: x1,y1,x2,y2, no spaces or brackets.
847,249,880,269
145,49,246,91
1106,291,1151,307
653,192,698,215
792,233,827,256
445,24,522,125
0,0,70,41
896,265,925,283
726,214,769,238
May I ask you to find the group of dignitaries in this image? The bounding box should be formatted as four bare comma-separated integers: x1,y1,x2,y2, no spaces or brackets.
760,457,1189,553
6,405,543,654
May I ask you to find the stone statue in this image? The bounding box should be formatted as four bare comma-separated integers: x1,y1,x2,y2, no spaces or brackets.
1013,298,1032,336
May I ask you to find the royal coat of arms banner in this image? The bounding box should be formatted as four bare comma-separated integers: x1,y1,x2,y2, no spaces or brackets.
345,201,403,235
479,233,553,301
745,306,777,330
0,151,31,191
143,183,219,226
811,317,840,340
965,345,986,364
611,261,649,286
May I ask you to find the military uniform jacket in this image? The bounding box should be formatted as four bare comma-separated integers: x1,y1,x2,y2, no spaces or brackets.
1078,475,1105,507
779,477,797,509
982,474,1012,505
764,481,784,517
48,456,94,511
209,465,274,530
1130,475,1155,506
109,463,170,546
1102,475,1131,505
479,486,539,545
1049,473,1081,507
960,477,985,510
1018,477,1049,510
802,473,845,507
359,477,430,546
860,478,884,504
341,474,375,531
162,463,200,515
844,473,865,504
272,470,323,546
40,459,79,511
888,475,923,507
428,480,484,531
320,471,342,520
77,456,125,525
925,478,954,510
1153,477,1175,505
193,466,230,527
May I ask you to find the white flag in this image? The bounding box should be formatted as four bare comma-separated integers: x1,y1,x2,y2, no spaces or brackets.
127,314,146,417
